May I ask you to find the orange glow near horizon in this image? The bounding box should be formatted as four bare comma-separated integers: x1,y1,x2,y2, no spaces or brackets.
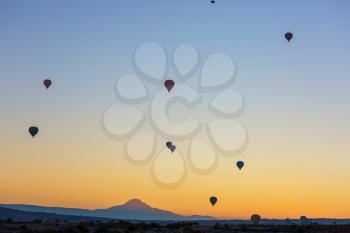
1,133,349,219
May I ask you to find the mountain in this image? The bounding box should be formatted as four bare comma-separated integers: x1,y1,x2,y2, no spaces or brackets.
0,207,108,222
0,199,214,221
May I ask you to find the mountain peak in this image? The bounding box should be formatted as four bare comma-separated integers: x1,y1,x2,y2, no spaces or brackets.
120,199,151,209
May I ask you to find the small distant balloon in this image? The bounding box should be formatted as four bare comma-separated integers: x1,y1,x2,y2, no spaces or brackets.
166,141,176,153
43,79,52,89
236,161,244,170
210,196,217,206
29,126,39,138
251,214,261,225
164,80,174,92
300,216,311,225
211,0,215,3
285,32,293,42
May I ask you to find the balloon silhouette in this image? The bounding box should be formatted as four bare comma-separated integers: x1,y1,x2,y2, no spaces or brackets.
210,196,217,206
211,0,215,3
236,161,244,170
29,127,39,138
164,80,174,92
300,216,311,225
43,79,52,89
251,214,261,225
166,141,172,148
166,141,176,153
285,32,293,42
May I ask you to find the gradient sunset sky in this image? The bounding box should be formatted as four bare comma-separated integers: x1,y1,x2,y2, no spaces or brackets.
0,0,350,219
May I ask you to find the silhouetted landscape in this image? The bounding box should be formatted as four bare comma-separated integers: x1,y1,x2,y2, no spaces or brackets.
1,218,350,233
1,199,350,232
0,199,213,221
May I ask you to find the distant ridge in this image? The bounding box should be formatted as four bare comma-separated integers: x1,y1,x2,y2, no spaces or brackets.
0,199,214,221
1,205,350,225
0,207,108,222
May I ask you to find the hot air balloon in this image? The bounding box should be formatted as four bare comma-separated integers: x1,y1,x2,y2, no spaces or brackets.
43,79,52,89
251,214,261,225
210,196,217,206
166,141,176,153
236,161,244,170
164,80,174,92
285,32,293,42
300,216,311,225
29,126,39,138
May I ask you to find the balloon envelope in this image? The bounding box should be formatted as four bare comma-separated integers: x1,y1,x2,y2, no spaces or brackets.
251,214,261,225
285,32,293,42
210,196,217,206
300,216,311,225
29,127,39,138
166,141,176,153
43,79,52,89
164,80,174,92
166,141,172,149
236,161,244,170
169,145,176,153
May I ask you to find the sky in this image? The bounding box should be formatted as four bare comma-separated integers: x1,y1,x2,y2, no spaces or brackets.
0,0,350,219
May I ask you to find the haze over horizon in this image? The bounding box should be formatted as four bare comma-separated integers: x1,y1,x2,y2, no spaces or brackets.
1,198,349,221
1,0,349,220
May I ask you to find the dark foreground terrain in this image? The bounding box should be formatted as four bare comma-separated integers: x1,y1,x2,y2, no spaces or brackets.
1,220,350,233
